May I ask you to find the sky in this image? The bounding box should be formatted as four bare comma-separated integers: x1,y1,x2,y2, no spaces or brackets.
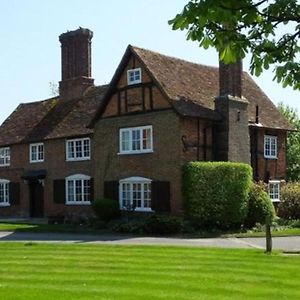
0,0,299,124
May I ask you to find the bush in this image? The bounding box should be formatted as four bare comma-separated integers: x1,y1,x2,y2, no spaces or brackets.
278,182,300,220
92,198,120,221
183,162,252,229
245,183,276,228
144,215,182,235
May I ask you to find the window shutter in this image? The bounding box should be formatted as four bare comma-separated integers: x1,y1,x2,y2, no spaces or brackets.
104,181,119,202
151,181,170,212
53,179,66,204
90,178,94,202
9,182,20,205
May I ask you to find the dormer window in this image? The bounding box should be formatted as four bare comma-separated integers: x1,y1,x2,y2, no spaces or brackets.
127,68,141,85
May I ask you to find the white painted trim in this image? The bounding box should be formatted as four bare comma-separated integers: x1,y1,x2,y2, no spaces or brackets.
127,68,142,85
120,176,152,182
268,180,280,202
119,125,153,154
264,135,278,159
65,174,91,205
0,147,10,167
0,179,10,206
66,137,91,161
30,142,44,163
119,178,153,212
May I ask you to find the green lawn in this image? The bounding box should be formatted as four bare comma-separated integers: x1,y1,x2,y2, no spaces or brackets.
0,243,299,300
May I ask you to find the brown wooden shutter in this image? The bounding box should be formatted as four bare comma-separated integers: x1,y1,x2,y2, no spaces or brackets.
151,181,170,212
53,179,65,204
9,182,20,205
90,178,94,202
104,181,119,202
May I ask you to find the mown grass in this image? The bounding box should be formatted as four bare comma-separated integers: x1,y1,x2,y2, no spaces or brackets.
0,243,299,299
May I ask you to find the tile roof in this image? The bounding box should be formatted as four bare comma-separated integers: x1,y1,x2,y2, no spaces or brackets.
0,85,107,146
131,46,292,130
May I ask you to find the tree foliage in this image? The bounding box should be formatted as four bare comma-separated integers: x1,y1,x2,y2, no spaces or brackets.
278,102,300,181
169,0,300,90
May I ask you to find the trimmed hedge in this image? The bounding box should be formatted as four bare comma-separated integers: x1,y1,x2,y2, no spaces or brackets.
278,182,300,220
183,162,252,228
245,183,276,228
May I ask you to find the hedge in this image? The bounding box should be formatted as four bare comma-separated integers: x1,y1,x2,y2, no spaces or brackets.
245,183,276,228
278,182,300,220
183,161,252,228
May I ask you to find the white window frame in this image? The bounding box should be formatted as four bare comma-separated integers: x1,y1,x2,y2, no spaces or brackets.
0,179,10,207
65,174,91,205
0,147,10,167
30,143,44,163
119,176,152,212
264,135,277,159
127,68,142,85
66,138,91,161
268,180,280,202
119,125,153,155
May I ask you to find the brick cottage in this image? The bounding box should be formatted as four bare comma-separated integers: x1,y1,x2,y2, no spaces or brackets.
0,28,292,219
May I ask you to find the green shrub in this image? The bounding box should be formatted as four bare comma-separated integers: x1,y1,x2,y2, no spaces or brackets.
110,219,145,234
278,182,300,220
92,198,120,221
245,183,276,228
183,162,252,229
144,215,182,235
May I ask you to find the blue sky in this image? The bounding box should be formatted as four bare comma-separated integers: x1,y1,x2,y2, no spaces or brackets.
0,0,298,124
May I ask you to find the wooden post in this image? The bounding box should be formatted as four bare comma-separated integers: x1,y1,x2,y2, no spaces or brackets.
265,216,272,253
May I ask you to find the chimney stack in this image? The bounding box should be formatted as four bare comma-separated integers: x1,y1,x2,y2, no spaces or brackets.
219,60,242,98
214,59,250,164
59,27,94,100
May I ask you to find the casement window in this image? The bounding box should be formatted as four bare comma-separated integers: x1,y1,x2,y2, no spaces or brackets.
0,147,10,166
127,68,141,85
269,180,280,202
119,177,152,212
30,143,44,163
65,174,91,205
264,135,277,159
66,138,90,161
119,126,153,154
0,179,9,206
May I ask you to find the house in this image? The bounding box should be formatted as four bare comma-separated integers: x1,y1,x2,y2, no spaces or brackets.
0,28,292,218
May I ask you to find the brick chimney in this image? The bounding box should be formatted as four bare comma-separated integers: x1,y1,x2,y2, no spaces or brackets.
59,27,94,100
214,60,250,164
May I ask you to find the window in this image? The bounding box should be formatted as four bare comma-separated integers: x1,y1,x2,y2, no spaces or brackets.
264,135,277,159
119,126,153,154
30,143,44,163
0,179,9,206
127,68,141,85
119,177,152,212
66,138,90,161
0,147,10,166
66,174,91,205
269,180,280,202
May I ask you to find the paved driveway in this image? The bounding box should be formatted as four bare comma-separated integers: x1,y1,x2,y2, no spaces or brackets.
0,231,299,251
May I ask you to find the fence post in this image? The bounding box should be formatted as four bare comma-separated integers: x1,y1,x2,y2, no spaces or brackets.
265,216,272,253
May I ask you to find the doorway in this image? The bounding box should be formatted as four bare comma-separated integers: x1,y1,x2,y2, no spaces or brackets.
29,179,44,218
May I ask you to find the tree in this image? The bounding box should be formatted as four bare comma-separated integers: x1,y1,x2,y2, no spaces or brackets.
169,0,300,90
278,102,300,181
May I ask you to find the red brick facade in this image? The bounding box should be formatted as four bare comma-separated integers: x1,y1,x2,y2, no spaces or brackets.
0,28,291,219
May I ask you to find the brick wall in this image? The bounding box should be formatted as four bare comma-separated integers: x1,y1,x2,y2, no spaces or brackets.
93,110,183,214
0,137,94,218
250,128,287,181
